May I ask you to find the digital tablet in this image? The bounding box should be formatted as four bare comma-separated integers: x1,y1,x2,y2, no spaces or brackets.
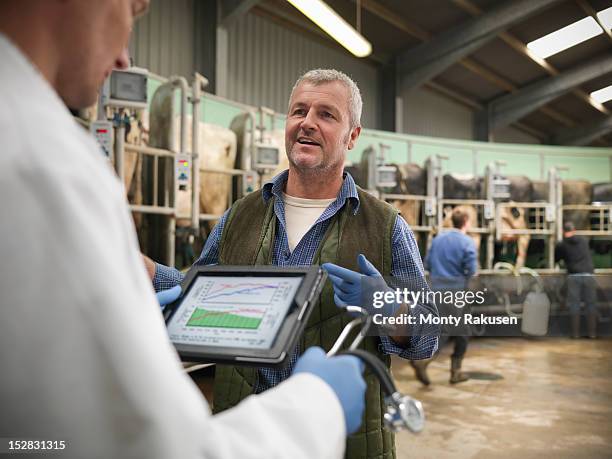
164,265,326,367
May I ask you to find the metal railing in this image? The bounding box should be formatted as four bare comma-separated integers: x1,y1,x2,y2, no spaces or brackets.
381,193,436,233
495,202,555,238
107,72,282,267
437,199,493,235
562,203,612,237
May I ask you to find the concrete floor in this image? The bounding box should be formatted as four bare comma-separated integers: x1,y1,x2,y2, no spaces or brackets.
393,337,612,459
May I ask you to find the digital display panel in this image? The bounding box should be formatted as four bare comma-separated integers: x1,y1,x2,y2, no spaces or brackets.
167,275,303,349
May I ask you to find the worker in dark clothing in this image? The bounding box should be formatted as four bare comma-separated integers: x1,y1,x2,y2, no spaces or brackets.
555,221,598,338
412,208,478,385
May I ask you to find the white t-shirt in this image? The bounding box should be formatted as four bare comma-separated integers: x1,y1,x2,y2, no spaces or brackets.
283,192,336,251
0,33,344,459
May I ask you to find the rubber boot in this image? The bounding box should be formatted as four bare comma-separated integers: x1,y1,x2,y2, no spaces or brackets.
410,358,432,386
571,314,581,339
587,311,598,339
450,357,469,384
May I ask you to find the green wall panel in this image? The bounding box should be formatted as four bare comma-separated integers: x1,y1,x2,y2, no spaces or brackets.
476,150,540,178
411,144,475,176
145,76,612,183
201,96,245,129
352,131,412,165
542,155,610,183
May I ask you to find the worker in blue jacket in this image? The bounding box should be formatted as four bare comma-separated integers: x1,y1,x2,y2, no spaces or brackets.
413,207,477,385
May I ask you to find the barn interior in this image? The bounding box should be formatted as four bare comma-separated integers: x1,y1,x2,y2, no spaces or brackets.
82,1,612,458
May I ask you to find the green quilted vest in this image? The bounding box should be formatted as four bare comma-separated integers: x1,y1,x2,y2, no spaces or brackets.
213,186,399,459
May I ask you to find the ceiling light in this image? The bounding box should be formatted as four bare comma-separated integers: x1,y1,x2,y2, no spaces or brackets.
526,16,603,59
596,6,612,30
287,0,372,57
591,85,612,104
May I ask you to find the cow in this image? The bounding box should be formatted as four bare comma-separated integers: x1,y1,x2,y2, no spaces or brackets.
562,180,592,230
442,173,481,200
530,179,595,267
347,148,427,226
380,162,430,255
343,145,377,190
532,180,548,202
441,174,483,264
347,149,428,229
169,117,238,225
592,182,612,203
123,108,148,229
531,179,592,229
590,183,612,259
74,103,145,200
149,86,238,229
343,164,363,186
391,163,427,229
497,176,533,269
342,150,431,254
507,175,533,203
148,86,238,267
74,103,146,228
442,173,533,268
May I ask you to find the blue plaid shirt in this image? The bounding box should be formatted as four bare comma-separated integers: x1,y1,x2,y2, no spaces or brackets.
154,171,438,392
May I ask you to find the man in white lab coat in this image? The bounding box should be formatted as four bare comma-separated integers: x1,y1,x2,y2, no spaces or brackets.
0,1,366,458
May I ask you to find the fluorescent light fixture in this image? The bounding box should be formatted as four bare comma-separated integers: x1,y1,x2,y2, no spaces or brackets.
287,0,372,57
591,85,612,104
597,6,612,30
526,16,602,59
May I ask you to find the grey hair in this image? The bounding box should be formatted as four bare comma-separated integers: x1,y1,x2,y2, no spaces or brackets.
289,69,363,128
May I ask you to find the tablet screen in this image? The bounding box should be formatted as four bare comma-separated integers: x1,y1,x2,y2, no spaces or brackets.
166,275,304,349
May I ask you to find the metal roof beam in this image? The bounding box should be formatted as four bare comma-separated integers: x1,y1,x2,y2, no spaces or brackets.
220,0,262,27
354,1,516,91
359,0,430,41
488,54,612,131
397,0,562,90
379,61,399,131
576,0,612,42
551,115,612,145
356,0,575,135
452,0,610,116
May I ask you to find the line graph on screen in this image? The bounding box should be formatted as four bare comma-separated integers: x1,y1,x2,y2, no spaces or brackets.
199,282,279,305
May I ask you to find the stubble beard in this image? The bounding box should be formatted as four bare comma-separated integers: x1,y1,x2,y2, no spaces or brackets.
287,131,350,178
288,153,339,178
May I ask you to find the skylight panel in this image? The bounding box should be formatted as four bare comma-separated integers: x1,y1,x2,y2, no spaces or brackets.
596,6,612,30
527,16,603,59
591,85,612,104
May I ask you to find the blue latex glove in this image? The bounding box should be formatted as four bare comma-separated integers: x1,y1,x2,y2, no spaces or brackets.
155,285,182,308
293,347,366,435
322,254,400,316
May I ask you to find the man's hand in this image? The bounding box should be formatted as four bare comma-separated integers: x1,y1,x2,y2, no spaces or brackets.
322,254,399,316
155,285,182,308
293,347,366,435
323,255,411,346
142,254,156,281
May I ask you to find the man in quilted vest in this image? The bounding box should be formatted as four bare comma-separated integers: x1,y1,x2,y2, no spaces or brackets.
146,69,439,458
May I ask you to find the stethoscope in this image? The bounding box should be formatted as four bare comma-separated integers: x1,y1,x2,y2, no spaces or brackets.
327,306,426,433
